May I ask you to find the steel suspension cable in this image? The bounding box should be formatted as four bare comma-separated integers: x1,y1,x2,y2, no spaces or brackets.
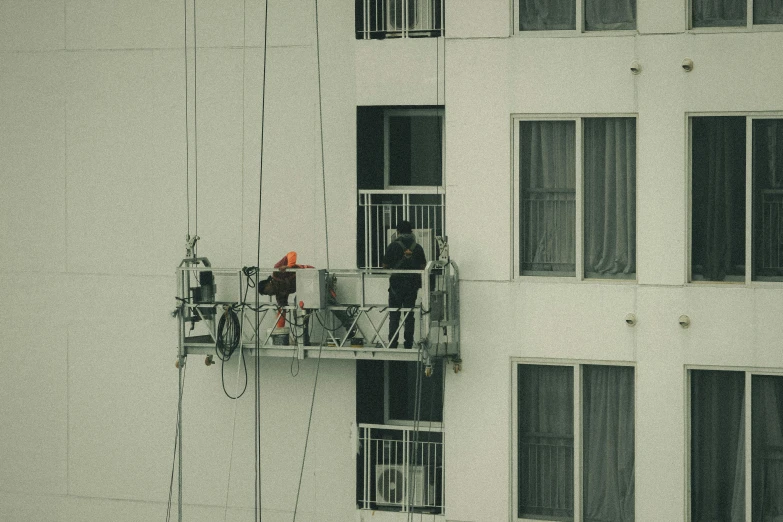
184,0,190,239
314,0,330,269
193,0,199,249
255,0,271,519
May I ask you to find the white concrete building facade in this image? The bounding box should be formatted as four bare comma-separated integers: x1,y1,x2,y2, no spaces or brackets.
2,1,783,521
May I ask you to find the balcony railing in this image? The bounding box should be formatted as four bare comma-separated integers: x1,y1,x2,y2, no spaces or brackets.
358,0,444,39
520,188,576,274
518,433,574,519
358,189,445,269
358,424,444,514
758,189,783,276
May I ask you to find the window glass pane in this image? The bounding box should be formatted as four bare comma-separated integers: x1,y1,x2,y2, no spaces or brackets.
519,120,576,275
584,118,636,278
519,0,576,30
387,361,443,423
518,365,574,520
691,370,745,521
388,115,443,187
691,116,746,281
752,375,783,521
692,0,747,27
585,0,636,30
754,0,783,24
582,365,635,521
752,119,783,281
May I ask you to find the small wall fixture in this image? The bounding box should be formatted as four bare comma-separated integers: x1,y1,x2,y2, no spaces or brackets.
625,313,637,326
682,58,694,72
679,315,691,328
630,60,642,75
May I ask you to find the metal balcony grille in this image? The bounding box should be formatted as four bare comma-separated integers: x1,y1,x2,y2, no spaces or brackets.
358,189,445,269
520,188,576,274
518,433,574,519
358,424,444,514
357,0,444,39
757,189,783,276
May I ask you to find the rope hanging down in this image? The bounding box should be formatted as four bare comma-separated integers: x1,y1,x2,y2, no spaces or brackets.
255,0,271,518
293,1,331,519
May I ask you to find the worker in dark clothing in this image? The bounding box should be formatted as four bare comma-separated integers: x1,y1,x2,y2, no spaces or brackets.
383,221,426,348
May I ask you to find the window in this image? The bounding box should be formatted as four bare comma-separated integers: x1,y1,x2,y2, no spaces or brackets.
513,363,635,521
514,117,637,279
689,369,783,521
691,0,783,28
385,109,443,189
516,0,636,32
356,0,444,39
690,116,783,282
357,107,445,268
356,360,445,513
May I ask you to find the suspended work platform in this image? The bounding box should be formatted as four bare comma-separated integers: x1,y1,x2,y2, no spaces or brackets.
175,260,460,367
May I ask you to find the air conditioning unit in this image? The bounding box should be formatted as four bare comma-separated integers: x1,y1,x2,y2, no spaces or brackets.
375,464,432,508
386,228,434,264
385,0,434,33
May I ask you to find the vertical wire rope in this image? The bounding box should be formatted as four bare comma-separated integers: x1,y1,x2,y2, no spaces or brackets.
193,0,199,251
255,1,271,519
293,3,331,517
314,0,330,269
184,0,190,239
167,362,186,522
293,320,326,521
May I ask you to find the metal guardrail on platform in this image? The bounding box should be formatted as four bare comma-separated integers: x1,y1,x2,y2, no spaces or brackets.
175,260,460,364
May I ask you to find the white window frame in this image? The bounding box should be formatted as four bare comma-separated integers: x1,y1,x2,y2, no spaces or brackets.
512,114,638,282
687,112,783,285
685,365,783,522
383,108,445,191
687,0,783,32
511,0,638,36
510,358,636,522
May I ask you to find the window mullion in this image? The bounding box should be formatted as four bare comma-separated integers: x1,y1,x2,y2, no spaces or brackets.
577,0,585,32
576,118,585,281
513,119,520,278
574,364,583,522
746,116,753,284
748,0,754,28
745,371,752,522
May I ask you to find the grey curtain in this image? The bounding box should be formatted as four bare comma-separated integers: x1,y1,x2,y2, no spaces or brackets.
691,370,745,522
585,0,636,30
584,118,636,277
755,0,783,23
518,365,635,521
519,0,575,30
518,365,575,519
519,121,576,274
693,0,746,26
752,375,783,522
583,365,635,522
691,117,746,281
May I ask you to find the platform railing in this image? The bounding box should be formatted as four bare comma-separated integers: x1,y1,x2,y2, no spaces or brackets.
175,260,459,361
